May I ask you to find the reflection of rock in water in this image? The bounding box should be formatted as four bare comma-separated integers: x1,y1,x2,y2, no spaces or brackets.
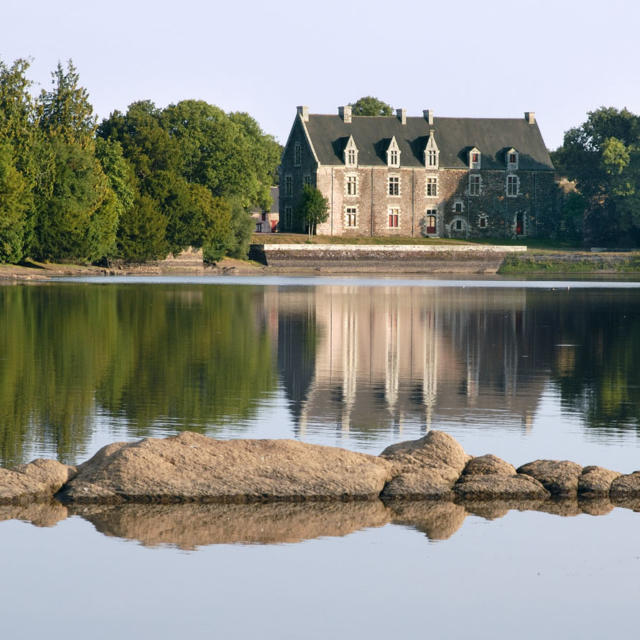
0,501,68,527
71,501,392,549
387,500,467,541
460,498,546,521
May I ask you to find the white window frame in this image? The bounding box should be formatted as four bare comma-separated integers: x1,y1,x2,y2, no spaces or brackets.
453,199,464,213
478,214,489,229
507,148,519,171
387,137,401,168
345,173,358,197
451,216,466,232
469,148,481,170
426,176,438,198
424,133,439,169
388,175,400,197
344,206,358,228
425,208,438,235
506,174,519,197
469,174,482,196
344,136,359,167
285,175,293,197
294,143,302,167
388,207,400,229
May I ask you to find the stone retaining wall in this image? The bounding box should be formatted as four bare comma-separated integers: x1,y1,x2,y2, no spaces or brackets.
250,244,527,273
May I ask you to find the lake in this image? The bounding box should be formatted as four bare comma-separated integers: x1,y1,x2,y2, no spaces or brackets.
1,276,639,638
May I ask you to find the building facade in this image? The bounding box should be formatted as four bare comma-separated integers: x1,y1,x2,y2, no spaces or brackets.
279,106,556,238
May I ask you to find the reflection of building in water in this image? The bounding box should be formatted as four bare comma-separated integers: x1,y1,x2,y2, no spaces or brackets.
272,286,546,438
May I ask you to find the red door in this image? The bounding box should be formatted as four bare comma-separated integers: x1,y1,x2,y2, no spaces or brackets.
426,215,436,234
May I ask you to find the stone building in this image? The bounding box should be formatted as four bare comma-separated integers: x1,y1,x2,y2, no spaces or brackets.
279,106,556,238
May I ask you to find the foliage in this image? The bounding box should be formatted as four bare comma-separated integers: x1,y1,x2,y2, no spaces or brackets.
296,184,329,236
226,198,255,259
554,107,640,245
117,194,168,262
349,96,393,116
0,144,29,262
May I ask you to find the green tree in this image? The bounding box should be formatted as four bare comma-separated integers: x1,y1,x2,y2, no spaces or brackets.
554,107,640,245
117,194,168,262
0,144,29,262
226,198,254,258
38,60,97,149
349,96,393,116
297,184,329,237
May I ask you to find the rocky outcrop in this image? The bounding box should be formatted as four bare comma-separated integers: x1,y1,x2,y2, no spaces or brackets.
516,460,583,497
461,454,517,477
58,432,393,504
610,472,640,505
578,466,621,498
380,431,471,499
0,459,76,505
455,474,549,501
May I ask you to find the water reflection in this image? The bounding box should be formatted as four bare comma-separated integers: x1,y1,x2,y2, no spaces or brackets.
1,282,640,466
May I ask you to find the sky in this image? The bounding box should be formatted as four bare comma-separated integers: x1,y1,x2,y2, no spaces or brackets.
2,0,639,150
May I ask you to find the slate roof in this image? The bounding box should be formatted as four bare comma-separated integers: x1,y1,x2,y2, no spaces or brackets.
303,115,554,171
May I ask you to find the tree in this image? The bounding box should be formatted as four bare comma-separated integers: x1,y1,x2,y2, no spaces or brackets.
554,107,640,246
297,185,328,237
0,144,29,262
350,96,393,117
117,194,168,262
38,60,97,149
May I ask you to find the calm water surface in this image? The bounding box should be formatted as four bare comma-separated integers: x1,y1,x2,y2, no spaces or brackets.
1,276,639,638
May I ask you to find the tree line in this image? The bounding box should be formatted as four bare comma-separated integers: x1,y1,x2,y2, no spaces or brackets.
0,57,281,264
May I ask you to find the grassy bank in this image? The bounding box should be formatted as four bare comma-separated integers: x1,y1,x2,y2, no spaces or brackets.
499,253,640,274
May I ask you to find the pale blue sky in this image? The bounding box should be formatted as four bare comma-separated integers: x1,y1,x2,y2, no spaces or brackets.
2,0,638,149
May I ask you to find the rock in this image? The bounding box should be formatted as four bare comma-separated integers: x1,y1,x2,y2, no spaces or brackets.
610,471,640,500
70,501,392,548
461,454,517,477
58,432,393,504
454,474,549,501
516,460,583,496
380,431,470,499
0,459,76,505
388,500,467,540
578,466,621,498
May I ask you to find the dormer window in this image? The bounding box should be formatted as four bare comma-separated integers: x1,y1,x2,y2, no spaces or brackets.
506,148,519,171
469,147,481,170
424,133,439,169
387,137,401,168
344,135,358,167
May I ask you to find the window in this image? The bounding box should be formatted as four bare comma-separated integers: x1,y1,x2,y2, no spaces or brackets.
507,175,519,197
387,137,401,167
346,174,358,196
285,175,293,196
388,207,400,228
424,133,439,169
426,177,438,197
453,200,464,213
469,174,481,196
303,175,312,186
344,136,358,167
425,209,437,234
294,143,302,167
507,149,519,170
455,219,463,231
469,148,481,170
388,175,400,196
427,149,438,167
509,153,517,164
478,215,488,229
284,206,293,228
345,206,358,228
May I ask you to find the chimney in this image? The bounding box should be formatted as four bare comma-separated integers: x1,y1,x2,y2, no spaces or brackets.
296,106,309,122
423,109,434,125
525,111,535,125
338,105,352,123
396,108,406,125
